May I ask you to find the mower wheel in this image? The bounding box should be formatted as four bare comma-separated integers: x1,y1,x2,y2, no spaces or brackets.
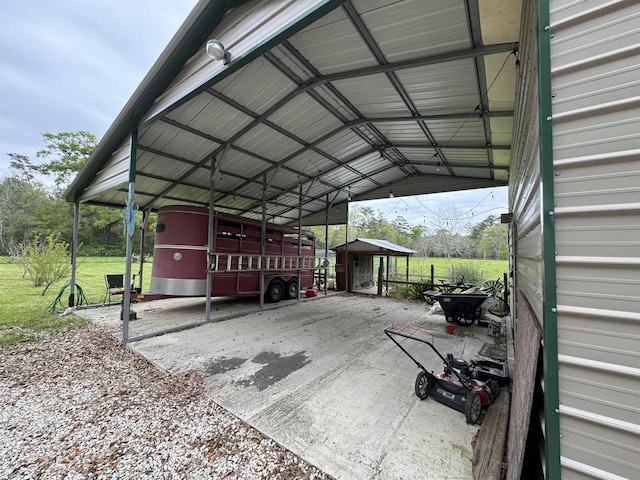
414,371,434,400
465,391,482,424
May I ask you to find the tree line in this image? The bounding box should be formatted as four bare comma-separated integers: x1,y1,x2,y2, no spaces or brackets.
1,132,508,260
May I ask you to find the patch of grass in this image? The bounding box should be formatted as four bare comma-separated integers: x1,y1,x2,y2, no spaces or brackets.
0,257,152,348
394,257,508,285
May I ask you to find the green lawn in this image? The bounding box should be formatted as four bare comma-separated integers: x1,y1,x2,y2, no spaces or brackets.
0,255,508,348
0,256,152,348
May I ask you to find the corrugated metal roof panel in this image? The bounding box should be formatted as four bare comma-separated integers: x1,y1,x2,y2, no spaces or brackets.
396,61,480,115
315,129,370,159
144,0,334,122
289,7,376,75
332,238,416,254
332,73,406,117
79,142,130,200
354,0,469,62
268,92,342,143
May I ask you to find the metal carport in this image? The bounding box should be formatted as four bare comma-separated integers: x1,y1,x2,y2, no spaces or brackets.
63,0,520,335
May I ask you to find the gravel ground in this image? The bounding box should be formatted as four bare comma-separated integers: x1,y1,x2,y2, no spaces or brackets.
0,323,329,479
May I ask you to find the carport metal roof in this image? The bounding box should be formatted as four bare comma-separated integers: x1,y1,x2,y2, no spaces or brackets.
65,0,521,226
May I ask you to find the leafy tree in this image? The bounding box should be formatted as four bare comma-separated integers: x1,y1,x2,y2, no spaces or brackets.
479,224,508,259
35,131,98,191
0,175,49,254
468,214,499,242
12,232,71,295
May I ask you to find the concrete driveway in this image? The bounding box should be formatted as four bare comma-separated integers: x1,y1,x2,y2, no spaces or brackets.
80,293,504,479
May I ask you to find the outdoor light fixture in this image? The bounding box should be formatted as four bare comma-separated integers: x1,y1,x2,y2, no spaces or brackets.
347,187,352,201
389,187,394,198
435,161,441,172
206,39,230,64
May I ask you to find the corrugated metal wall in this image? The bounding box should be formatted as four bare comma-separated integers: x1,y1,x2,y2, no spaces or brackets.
508,0,545,478
550,0,640,478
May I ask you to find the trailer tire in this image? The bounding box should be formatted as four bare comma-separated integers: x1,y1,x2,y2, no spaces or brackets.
286,278,299,299
414,371,434,400
465,391,482,424
266,279,285,303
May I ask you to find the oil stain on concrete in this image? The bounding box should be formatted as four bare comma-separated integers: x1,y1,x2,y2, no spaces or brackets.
207,357,247,375
238,351,310,391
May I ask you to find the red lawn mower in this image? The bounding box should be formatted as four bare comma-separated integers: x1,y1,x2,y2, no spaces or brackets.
384,323,507,424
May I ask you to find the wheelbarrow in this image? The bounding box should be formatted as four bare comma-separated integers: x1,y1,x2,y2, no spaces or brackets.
432,292,490,326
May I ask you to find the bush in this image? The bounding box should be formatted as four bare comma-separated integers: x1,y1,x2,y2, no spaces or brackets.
11,233,71,296
448,262,483,286
388,280,428,301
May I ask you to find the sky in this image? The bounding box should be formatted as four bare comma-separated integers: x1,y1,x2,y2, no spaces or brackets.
0,0,508,228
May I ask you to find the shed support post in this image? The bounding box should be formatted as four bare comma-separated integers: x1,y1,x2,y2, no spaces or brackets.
385,253,390,295
122,130,138,344
67,202,80,307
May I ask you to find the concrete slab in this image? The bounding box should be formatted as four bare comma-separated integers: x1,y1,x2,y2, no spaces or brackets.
77,294,506,479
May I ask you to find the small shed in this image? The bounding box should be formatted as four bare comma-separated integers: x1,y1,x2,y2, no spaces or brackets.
331,239,416,295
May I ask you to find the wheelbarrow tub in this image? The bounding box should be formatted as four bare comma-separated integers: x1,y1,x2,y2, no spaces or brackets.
433,292,490,325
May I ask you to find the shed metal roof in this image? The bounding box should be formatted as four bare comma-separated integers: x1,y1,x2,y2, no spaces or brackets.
331,238,416,255
65,0,521,226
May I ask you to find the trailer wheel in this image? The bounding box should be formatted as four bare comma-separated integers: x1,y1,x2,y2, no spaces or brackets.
414,371,434,400
266,279,284,303
465,391,482,424
286,278,299,299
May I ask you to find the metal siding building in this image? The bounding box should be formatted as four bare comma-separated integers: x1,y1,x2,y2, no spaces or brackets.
550,0,640,478
509,0,640,478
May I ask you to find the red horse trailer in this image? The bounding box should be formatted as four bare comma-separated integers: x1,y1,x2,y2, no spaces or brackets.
150,206,316,302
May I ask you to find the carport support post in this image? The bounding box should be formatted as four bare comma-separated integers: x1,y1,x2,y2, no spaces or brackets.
68,202,80,307
205,157,216,323
345,204,349,292
260,174,266,309
122,131,138,344
135,209,149,291
297,183,302,300
324,194,329,295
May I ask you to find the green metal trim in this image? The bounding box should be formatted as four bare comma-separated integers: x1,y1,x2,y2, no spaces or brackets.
537,0,561,478
141,0,348,128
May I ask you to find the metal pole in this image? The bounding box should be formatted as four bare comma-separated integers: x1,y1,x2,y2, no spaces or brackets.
260,173,266,309
205,156,216,323
385,253,390,295
136,209,149,292
297,183,302,300
324,194,329,295
68,202,80,307
345,202,349,292
122,130,137,344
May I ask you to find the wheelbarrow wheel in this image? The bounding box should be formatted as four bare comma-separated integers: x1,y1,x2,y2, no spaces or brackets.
465,391,482,424
415,371,434,399
454,303,475,326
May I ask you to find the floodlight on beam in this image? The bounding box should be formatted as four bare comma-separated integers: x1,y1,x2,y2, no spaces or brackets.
206,39,230,64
